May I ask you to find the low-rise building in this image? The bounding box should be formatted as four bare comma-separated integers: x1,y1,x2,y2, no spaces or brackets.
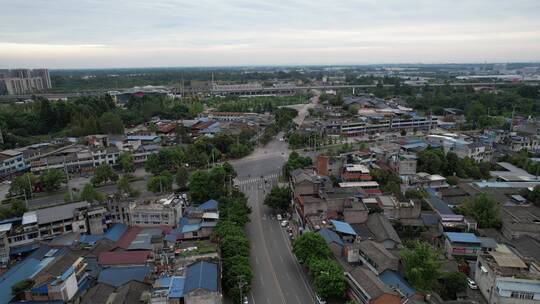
475,246,540,304
444,232,482,260
0,149,26,178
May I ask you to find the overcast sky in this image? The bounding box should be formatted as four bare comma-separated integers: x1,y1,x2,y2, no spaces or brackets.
1,0,540,68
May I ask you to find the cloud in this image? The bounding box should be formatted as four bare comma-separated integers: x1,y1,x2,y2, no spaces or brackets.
0,0,539,68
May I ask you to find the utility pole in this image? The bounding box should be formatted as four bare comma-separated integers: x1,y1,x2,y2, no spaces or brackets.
64,156,73,202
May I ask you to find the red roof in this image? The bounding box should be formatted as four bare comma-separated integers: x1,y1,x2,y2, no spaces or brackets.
113,226,141,249
98,250,152,266
158,123,177,134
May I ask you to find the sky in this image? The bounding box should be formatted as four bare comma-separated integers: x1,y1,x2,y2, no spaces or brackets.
1,0,540,68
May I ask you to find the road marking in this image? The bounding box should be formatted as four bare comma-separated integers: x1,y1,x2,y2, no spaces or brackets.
259,275,264,285
295,294,302,304
285,272,291,281
279,254,284,263
250,292,256,304
266,298,271,304
278,221,318,302
255,256,259,265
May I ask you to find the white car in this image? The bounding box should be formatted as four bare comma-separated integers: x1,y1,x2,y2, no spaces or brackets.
281,220,288,227
243,296,249,304
276,214,283,221
467,278,478,290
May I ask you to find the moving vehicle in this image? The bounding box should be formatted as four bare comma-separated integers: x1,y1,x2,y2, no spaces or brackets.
243,296,249,304
467,278,478,290
281,220,288,227
277,214,283,221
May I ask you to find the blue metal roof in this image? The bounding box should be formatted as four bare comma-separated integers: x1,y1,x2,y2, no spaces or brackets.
80,234,104,245
9,243,40,255
497,280,540,293
318,228,344,246
181,223,201,233
184,261,218,293
98,266,151,287
127,135,160,141
199,199,219,211
164,233,178,243
155,276,173,289
421,213,439,226
330,220,357,236
0,250,58,304
445,232,480,244
104,223,128,242
169,277,186,298
379,270,416,298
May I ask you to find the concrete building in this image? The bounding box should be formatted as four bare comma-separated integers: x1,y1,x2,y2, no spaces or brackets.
0,149,26,178
427,134,492,163
475,246,540,304
0,68,52,95
316,155,345,177
341,116,437,137
109,195,186,227
444,232,482,260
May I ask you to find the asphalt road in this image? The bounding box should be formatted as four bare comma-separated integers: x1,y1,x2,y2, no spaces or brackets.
230,99,318,304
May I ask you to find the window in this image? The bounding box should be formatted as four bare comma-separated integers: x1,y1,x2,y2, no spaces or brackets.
510,291,534,300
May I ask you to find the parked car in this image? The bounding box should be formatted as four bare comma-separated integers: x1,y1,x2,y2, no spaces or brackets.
243,296,249,304
467,278,478,290
281,220,289,227
277,214,283,221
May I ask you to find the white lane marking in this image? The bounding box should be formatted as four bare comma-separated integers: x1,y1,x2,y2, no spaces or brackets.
279,254,284,263
295,294,302,304
259,275,265,286
250,292,256,304
266,298,271,304
255,256,260,265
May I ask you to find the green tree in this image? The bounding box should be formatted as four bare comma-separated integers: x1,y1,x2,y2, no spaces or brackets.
292,232,331,264
147,171,173,193
526,185,540,207
91,164,119,185
11,279,34,300
40,169,67,192
9,173,37,198
264,186,292,212
0,199,28,221
117,176,139,197
80,183,104,203
117,152,135,173
437,271,468,300
99,112,124,134
400,241,442,292
175,166,189,189
461,193,501,228
283,151,312,178
306,258,347,300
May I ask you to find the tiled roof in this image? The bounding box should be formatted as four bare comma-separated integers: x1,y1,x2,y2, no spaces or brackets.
378,270,416,298
97,266,151,287
184,261,219,293
318,228,344,246
98,251,152,266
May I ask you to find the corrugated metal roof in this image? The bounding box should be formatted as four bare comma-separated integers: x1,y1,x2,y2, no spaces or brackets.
330,220,357,236
105,223,128,242
169,277,186,298
184,261,218,293
199,199,219,211
445,232,480,244
497,279,540,293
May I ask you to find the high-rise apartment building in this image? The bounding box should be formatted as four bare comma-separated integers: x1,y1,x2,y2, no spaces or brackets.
0,68,52,95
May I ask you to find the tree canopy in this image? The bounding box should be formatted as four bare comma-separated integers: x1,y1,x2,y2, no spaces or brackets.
400,241,442,292
292,232,331,264
460,193,501,228
91,164,119,185
264,186,292,212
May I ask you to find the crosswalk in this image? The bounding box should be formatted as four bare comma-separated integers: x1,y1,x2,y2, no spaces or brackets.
234,172,281,186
